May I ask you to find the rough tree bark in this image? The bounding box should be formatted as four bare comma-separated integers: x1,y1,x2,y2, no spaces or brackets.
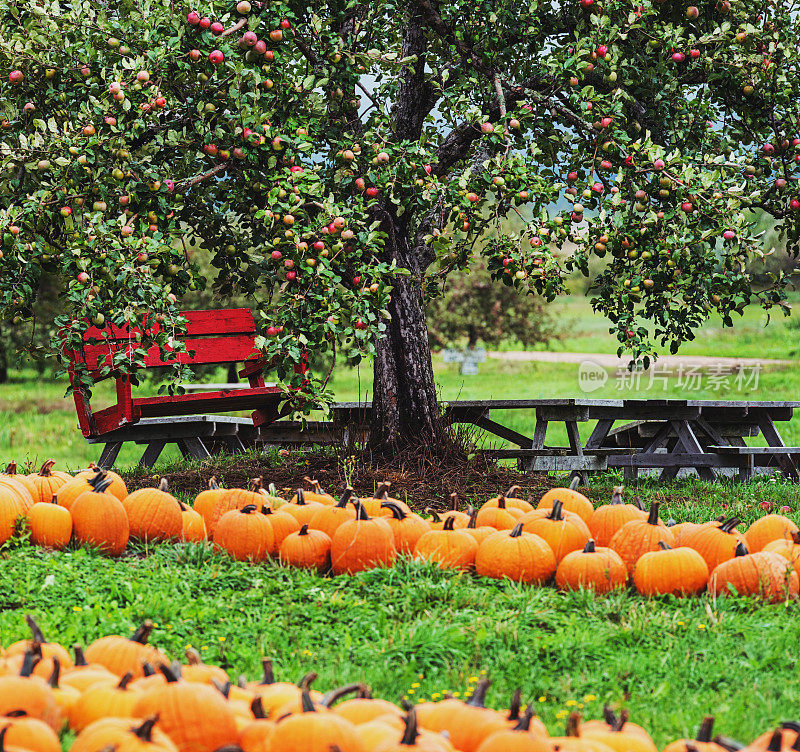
369,8,446,452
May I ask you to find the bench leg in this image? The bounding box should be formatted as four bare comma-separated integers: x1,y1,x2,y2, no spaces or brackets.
526,419,548,472
98,442,123,469
177,437,212,461
738,454,754,483
138,441,166,469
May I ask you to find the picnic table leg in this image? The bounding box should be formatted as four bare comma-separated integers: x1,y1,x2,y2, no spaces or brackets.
757,415,799,479
138,441,166,469
98,442,123,469
670,420,716,482
565,420,587,484
177,437,212,461
584,419,614,449
527,419,548,472
738,453,755,483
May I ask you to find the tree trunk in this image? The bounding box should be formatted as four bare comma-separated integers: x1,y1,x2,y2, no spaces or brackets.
0,325,7,384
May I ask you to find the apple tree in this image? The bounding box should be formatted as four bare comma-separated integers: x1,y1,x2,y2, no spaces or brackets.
0,0,798,452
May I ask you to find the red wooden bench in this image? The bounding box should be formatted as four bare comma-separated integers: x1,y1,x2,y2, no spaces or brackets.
66,308,292,438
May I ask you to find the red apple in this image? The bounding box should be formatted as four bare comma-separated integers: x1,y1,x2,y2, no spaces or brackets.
136,70,150,82
266,326,278,336
366,187,379,197
189,49,202,62
686,5,699,17
690,48,701,58
285,270,297,281
209,50,224,64
199,16,211,29
8,70,23,84
723,230,736,240
354,318,367,330
242,31,257,46
187,11,200,25
682,202,694,213
653,159,665,170
211,21,224,35
77,272,89,283
671,52,685,63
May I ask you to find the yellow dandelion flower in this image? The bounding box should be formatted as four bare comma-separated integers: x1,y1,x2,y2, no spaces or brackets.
677,621,685,626
556,710,568,719
468,676,479,683
411,683,420,689
72,606,82,612
407,689,415,695
566,700,577,707
538,696,547,703
583,694,596,702
218,636,226,641
431,693,441,700
697,624,706,630
452,692,461,698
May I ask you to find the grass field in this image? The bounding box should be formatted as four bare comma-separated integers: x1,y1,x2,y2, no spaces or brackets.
3,293,800,749
1,545,799,747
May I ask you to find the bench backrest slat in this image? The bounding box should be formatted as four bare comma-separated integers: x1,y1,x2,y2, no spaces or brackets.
68,309,260,377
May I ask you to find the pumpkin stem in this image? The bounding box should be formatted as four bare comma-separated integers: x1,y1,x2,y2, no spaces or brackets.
734,541,750,557
118,672,134,690
615,709,629,732
611,486,624,505
381,500,407,521
24,614,46,645
296,671,318,689
142,662,156,677
357,686,373,699
295,488,306,505
300,688,316,713
714,736,747,752
583,539,596,553
443,516,456,531
250,477,264,493
658,541,672,550
450,492,459,511
721,517,740,533
647,501,660,526
48,657,61,688
426,508,442,523
547,499,564,521
633,496,646,511
178,500,189,512
88,471,113,495
509,523,524,538
467,507,478,529
237,675,247,689
505,485,522,498
39,459,56,477
299,524,310,536
336,487,354,508
213,679,232,698
766,731,783,752
565,712,582,737
321,683,366,707
260,658,275,685
375,482,391,499
602,705,618,727
354,501,371,521
4,461,17,474
19,651,37,677
514,706,535,732
791,531,800,545
131,620,154,645
73,645,88,666
0,726,9,752
569,476,580,490
465,677,490,707
400,707,420,745
697,716,715,742
133,716,159,742
251,696,268,719
158,478,169,493
209,477,219,490
158,663,180,683
240,505,258,514
506,688,522,721
497,495,507,510
261,505,272,515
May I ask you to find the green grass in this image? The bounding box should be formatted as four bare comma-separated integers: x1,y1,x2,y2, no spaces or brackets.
1,544,798,747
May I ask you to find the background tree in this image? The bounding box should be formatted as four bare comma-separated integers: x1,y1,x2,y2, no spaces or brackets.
0,0,798,454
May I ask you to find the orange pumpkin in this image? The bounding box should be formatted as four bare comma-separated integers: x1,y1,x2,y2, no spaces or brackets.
28,496,72,549
280,488,325,527
261,506,301,555
74,464,128,499
193,477,227,525
681,517,745,572
84,621,167,679
331,502,396,575
380,500,430,554
608,502,674,574
707,543,799,603
178,501,207,542
0,652,62,730
202,478,269,535
308,488,357,539
588,487,646,547
579,708,657,752
132,664,239,752
279,524,332,572
239,697,276,752
475,706,553,752
661,716,729,752
556,540,628,593
70,472,130,556
376,706,454,752
475,496,521,530
268,688,365,752
5,616,73,668
70,715,178,752
518,500,590,562
69,671,141,731
475,524,557,584
246,662,323,718
0,714,60,752
290,477,336,505
0,462,36,505
360,482,412,518
123,478,183,542
479,486,535,515
764,531,800,572
633,542,709,596
182,648,229,685
537,477,594,524
464,507,498,547
413,516,478,570
213,505,274,563
25,460,72,505
0,488,24,546
47,658,81,719
745,514,799,553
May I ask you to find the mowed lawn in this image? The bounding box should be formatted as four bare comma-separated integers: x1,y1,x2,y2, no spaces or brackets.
1,546,799,748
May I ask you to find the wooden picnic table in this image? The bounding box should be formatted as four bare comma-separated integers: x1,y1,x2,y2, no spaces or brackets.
84,398,800,481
